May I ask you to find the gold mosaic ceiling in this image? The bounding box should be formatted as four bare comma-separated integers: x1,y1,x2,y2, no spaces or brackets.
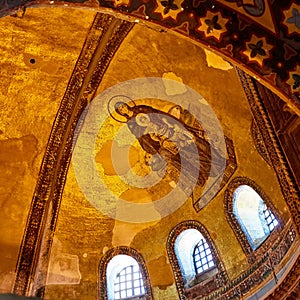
0,6,298,300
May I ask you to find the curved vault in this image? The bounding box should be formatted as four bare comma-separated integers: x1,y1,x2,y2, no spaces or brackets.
0,6,299,300
0,0,300,113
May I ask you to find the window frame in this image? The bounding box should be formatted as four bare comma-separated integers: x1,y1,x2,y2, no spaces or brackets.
114,264,145,299
98,247,153,300
224,177,283,263
167,220,228,300
193,238,216,275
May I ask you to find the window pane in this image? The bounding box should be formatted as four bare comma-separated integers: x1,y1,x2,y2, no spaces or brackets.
193,240,215,274
263,205,278,233
121,291,126,298
113,265,146,299
233,185,279,249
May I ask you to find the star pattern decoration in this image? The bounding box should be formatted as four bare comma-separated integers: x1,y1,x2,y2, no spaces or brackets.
287,65,300,93
242,35,273,67
196,11,229,41
283,3,300,36
112,0,131,7
154,0,184,21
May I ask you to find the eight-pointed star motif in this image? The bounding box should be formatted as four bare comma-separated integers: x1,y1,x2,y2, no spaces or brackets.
287,65,300,93
196,11,229,41
242,35,273,67
154,0,184,21
283,4,300,36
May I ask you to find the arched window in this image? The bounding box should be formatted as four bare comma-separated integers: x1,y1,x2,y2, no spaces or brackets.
225,177,282,261
98,247,153,300
233,184,279,250
262,203,278,232
174,228,217,286
193,238,215,275
107,255,145,299
167,221,228,300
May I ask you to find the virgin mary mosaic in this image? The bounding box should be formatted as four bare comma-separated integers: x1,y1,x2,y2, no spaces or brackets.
110,98,225,192
73,78,237,222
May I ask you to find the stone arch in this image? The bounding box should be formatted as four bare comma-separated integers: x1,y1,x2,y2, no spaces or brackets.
224,176,283,263
98,246,153,300
166,220,228,299
7,4,298,293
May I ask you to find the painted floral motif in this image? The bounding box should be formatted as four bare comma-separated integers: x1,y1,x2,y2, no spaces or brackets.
0,0,299,121
192,0,206,8
175,21,190,35
283,4,300,35
242,35,273,67
160,0,178,15
154,0,183,20
205,15,222,33
292,74,300,90
287,65,300,93
248,40,266,58
196,11,229,41
223,0,265,16
112,0,131,7
287,8,300,28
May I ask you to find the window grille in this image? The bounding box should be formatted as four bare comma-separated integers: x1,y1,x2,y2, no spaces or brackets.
114,265,145,299
193,239,215,274
263,204,278,232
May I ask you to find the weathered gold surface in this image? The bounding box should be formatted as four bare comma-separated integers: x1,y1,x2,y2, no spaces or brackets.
44,24,290,299
0,6,293,300
0,7,96,292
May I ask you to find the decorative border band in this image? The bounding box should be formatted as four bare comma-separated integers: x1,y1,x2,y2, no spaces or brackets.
236,69,300,232
166,220,229,300
98,246,154,300
13,13,134,296
224,176,284,263
204,222,297,300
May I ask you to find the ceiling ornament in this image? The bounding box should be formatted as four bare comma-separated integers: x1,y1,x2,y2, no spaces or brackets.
196,10,229,41
222,0,265,17
0,0,299,109
283,3,300,36
287,64,300,93
153,0,184,20
242,34,273,68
